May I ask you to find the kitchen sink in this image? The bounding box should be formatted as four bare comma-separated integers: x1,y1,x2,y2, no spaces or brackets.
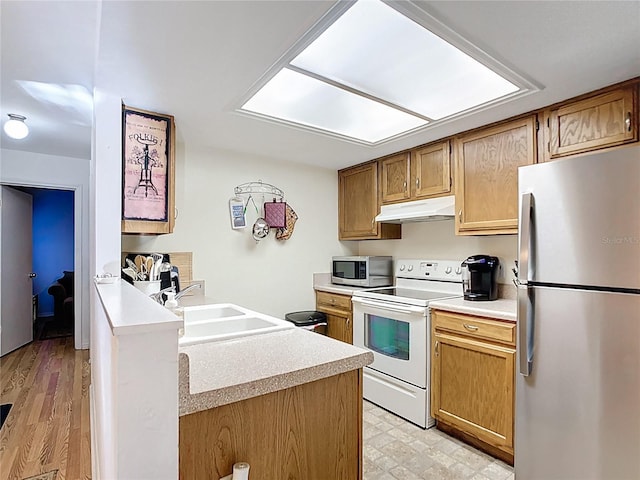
179,303,294,346
182,303,248,323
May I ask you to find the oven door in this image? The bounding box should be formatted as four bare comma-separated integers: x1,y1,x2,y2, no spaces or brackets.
352,297,428,388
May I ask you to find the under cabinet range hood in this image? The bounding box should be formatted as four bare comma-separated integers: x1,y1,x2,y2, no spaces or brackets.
375,195,455,223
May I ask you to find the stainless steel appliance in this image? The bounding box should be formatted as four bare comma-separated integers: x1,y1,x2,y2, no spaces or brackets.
461,254,500,301
352,259,463,428
516,147,640,479
331,255,392,287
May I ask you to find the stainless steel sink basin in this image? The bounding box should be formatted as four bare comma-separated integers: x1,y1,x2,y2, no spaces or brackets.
179,303,294,346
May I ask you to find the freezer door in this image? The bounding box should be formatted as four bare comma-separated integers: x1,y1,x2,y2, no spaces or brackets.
518,147,640,290
515,286,640,480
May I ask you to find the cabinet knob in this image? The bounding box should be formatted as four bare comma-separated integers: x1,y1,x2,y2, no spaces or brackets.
626,112,632,132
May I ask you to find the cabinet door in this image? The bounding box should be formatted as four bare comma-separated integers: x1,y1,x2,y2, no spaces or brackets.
412,141,451,198
338,163,401,240
380,153,410,204
319,307,352,344
455,116,536,235
549,86,637,159
339,163,379,238
432,331,515,452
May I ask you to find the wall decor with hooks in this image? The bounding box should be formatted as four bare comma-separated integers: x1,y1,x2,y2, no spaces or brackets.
234,180,285,200
229,180,297,242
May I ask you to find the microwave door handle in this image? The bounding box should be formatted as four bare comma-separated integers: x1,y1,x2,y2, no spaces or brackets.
354,298,425,315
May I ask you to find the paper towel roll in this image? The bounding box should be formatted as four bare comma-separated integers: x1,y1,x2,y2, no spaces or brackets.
232,462,250,480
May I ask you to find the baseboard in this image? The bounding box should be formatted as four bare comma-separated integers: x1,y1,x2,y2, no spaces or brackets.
436,420,514,466
90,383,99,479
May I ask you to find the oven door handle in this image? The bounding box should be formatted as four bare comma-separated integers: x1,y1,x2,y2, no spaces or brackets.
353,298,426,316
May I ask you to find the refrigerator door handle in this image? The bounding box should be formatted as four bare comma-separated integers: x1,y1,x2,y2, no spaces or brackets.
518,286,533,376
518,192,533,285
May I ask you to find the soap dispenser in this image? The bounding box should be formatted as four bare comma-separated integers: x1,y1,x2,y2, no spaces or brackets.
165,291,178,309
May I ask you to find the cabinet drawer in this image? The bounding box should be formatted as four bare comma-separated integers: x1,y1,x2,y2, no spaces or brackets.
316,291,352,312
432,310,515,345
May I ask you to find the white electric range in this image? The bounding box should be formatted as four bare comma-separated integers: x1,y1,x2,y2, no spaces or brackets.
352,259,463,428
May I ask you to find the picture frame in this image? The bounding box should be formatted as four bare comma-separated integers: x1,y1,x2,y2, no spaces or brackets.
121,105,175,234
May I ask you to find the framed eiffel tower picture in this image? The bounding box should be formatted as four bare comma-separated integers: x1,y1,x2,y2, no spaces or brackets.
122,105,175,234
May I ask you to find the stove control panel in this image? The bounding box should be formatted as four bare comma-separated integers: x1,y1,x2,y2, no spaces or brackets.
395,259,464,282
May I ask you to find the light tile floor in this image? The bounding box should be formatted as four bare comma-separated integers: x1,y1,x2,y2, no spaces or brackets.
363,401,514,480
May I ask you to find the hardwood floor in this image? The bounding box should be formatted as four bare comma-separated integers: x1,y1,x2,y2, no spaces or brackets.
0,337,91,480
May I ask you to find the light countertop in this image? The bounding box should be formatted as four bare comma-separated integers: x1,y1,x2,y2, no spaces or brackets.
95,279,183,335
313,272,372,296
178,308,373,416
429,297,517,322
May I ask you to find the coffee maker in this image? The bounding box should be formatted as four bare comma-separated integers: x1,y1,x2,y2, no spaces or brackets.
461,255,500,301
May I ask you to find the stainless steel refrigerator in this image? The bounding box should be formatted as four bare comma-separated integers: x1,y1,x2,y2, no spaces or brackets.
516,146,640,479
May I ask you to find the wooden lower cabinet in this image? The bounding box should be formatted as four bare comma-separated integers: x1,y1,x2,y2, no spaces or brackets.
179,370,363,480
316,290,353,344
431,310,515,464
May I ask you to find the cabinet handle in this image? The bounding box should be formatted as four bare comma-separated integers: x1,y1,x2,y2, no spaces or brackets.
416,178,420,188
626,112,632,132
403,181,407,189
463,323,479,331
434,341,439,357
458,210,462,222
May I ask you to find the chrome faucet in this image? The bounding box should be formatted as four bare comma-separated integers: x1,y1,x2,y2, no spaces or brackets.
149,286,176,304
175,283,202,300
149,282,201,305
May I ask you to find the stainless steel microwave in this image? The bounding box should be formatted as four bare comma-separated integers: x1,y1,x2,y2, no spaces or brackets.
331,256,393,287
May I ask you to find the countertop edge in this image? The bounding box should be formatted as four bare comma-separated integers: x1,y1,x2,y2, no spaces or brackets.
429,298,517,322
179,349,373,416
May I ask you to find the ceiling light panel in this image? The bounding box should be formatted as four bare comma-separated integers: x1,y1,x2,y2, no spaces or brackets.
291,0,520,119
242,68,427,143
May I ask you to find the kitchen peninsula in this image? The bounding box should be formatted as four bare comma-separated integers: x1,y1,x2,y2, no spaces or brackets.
94,280,372,480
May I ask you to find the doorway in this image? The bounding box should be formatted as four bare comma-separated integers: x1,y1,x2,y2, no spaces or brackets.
0,184,80,351
21,187,75,340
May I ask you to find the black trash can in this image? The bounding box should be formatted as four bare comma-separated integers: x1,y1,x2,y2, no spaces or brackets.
285,311,327,335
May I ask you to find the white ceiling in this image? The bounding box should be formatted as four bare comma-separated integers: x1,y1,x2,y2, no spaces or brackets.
2,0,639,170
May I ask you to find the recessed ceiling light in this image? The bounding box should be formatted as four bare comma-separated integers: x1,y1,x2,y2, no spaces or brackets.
3,114,29,140
239,0,537,145
242,68,427,143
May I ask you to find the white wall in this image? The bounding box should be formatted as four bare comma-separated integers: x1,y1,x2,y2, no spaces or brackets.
122,145,355,318
90,88,122,480
0,148,90,348
357,220,518,284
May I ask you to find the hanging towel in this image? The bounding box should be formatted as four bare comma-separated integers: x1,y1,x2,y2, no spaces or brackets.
276,204,298,240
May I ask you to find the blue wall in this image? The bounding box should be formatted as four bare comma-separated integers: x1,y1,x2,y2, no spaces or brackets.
28,189,74,317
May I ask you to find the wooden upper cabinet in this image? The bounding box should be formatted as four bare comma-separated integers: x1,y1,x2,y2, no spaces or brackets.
380,153,410,203
412,141,451,199
338,162,401,240
547,85,638,160
455,116,537,235
381,140,451,205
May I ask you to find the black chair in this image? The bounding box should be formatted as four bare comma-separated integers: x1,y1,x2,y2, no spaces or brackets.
47,271,74,326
